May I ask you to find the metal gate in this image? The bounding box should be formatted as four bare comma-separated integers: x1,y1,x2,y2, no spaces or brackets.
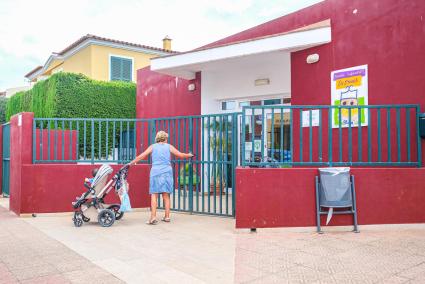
152,113,240,217
2,123,10,197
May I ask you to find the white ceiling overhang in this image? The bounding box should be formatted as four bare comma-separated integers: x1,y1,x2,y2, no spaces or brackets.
151,20,331,80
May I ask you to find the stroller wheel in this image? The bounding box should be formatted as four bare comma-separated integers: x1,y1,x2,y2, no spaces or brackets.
98,209,116,227
107,204,124,220
82,215,90,222
73,212,83,227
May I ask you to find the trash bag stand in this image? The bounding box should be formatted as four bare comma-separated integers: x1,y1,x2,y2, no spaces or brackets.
315,175,359,234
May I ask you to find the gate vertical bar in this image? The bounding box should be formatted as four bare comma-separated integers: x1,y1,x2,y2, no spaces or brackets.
387,107,391,162
32,120,36,163
339,108,342,162
358,107,362,162
54,120,58,161
47,120,51,160
299,108,303,162
76,121,79,161
309,109,313,162
241,108,246,166
319,109,322,163
219,115,223,215
416,106,422,167
40,120,43,161
188,117,194,213
406,108,411,162
348,107,352,163
91,119,94,164
207,116,211,213
201,117,205,212
69,121,73,161
396,108,401,162
232,113,238,217
368,109,372,162
98,121,102,161
280,108,284,163
328,107,333,166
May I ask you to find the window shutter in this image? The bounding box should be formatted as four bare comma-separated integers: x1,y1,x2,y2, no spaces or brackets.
110,57,121,81
110,56,132,81
121,58,132,81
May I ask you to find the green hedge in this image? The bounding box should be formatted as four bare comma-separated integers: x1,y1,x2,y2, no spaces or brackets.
5,73,136,160
0,97,8,124
6,72,136,120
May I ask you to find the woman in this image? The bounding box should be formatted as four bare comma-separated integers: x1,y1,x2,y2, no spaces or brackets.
129,131,193,224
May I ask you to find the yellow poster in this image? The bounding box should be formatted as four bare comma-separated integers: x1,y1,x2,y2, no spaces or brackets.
331,65,368,128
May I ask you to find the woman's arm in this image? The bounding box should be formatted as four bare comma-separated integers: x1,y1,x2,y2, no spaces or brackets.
170,145,194,159
129,145,153,165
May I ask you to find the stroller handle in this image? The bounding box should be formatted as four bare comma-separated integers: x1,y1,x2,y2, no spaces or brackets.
120,164,130,171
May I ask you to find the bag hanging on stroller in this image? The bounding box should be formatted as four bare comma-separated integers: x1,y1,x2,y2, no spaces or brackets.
115,167,132,212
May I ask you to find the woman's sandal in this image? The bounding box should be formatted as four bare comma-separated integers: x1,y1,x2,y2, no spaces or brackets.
146,219,158,225
161,217,171,222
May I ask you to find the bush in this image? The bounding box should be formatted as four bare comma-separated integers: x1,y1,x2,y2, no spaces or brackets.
0,97,8,124
6,72,136,120
6,73,136,159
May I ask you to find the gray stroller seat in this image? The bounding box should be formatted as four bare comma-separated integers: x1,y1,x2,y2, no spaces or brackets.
92,164,113,197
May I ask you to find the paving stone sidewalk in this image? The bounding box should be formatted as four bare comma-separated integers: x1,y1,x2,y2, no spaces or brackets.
2,196,425,283
0,201,123,284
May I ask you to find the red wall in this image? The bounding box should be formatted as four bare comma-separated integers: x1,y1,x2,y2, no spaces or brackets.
9,113,34,214
236,167,425,229
19,164,150,214
136,67,201,119
8,112,151,215
0,124,3,195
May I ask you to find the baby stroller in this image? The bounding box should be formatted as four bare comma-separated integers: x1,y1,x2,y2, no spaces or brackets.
72,164,130,227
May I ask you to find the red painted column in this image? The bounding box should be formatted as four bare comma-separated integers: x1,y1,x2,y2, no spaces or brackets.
9,112,34,215
0,124,3,195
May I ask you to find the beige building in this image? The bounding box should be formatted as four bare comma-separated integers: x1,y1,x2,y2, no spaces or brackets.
25,34,175,83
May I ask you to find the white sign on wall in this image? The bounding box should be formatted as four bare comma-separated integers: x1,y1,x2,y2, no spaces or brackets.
302,110,320,127
244,142,252,151
254,140,262,152
331,64,368,128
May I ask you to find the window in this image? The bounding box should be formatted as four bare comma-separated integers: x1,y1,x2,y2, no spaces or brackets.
239,101,250,108
250,100,262,106
110,56,133,82
263,99,282,105
283,98,291,104
221,101,236,110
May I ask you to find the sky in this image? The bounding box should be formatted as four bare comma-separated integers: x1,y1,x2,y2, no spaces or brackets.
0,0,323,91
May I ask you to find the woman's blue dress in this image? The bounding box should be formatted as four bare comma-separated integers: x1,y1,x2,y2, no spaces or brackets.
149,143,173,194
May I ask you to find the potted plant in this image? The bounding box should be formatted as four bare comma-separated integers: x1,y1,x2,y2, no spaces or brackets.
209,166,226,194
207,119,231,194
178,163,199,191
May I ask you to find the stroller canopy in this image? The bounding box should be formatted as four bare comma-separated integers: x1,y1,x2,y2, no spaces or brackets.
91,164,113,188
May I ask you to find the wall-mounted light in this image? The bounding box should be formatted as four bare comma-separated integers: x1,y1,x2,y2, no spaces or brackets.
254,78,270,86
306,53,320,64
188,83,196,91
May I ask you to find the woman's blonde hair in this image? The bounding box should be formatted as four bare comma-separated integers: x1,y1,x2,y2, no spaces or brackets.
155,131,169,143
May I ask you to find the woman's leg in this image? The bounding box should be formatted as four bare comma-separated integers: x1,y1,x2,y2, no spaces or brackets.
162,193,171,219
150,193,158,220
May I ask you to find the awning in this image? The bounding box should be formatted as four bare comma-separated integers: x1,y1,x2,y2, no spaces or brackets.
151,20,331,80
